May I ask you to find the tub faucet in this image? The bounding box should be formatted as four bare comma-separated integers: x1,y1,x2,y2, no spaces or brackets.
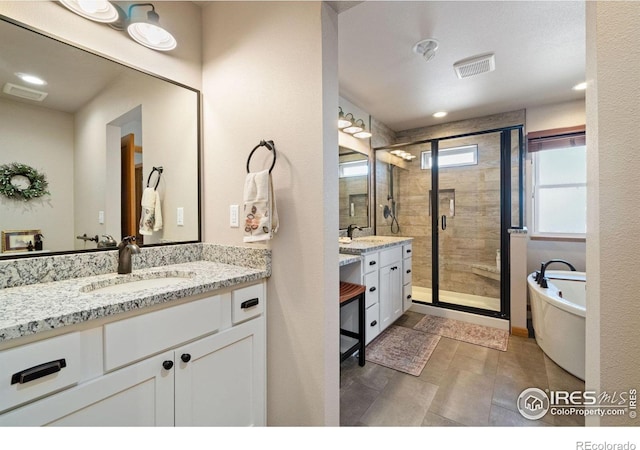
347,224,362,239
537,259,577,288
117,236,140,275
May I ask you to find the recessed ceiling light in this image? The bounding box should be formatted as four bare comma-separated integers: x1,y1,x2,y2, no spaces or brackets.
433,111,448,118
573,82,587,91
15,73,47,86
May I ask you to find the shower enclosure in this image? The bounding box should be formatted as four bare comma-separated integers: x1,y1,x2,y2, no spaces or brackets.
375,125,524,319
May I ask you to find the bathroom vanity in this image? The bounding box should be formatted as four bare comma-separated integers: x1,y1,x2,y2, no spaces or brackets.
0,244,269,426
339,236,413,344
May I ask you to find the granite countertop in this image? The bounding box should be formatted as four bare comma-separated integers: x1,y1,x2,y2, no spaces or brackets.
339,236,413,255
339,254,361,267
0,260,268,342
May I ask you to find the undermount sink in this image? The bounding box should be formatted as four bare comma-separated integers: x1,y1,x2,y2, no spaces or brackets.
80,271,195,295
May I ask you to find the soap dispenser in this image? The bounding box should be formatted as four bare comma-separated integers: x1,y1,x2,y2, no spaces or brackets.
34,233,44,251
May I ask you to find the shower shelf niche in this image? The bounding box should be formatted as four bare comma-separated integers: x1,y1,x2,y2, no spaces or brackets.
471,264,500,281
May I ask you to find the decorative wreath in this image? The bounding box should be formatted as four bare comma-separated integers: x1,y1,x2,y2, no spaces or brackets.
0,162,50,201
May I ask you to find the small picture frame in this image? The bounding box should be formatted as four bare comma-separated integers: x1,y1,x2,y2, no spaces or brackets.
1,229,41,253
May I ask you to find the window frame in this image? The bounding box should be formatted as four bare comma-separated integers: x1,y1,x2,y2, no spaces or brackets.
529,126,586,239
421,144,478,170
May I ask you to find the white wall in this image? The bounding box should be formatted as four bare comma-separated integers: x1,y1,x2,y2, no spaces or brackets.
0,98,74,252
586,1,640,426
201,2,339,425
525,100,587,275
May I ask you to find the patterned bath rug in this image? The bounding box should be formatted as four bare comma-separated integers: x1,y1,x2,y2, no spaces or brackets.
365,325,441,376
413,314,509,351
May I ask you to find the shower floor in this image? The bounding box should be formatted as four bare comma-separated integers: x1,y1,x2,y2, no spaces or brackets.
412,285,500,312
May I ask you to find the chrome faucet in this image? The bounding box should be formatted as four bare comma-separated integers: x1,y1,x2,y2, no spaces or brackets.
536,259,577,288
117,236,140,275
347,224,362,239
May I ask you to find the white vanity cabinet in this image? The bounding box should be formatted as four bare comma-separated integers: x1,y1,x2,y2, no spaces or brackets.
0,281,266,427
340,240,411,345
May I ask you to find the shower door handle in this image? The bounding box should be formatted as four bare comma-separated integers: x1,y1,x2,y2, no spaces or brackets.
441,215,447,231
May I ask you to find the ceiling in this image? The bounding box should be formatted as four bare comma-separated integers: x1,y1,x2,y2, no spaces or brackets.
337,1,586,132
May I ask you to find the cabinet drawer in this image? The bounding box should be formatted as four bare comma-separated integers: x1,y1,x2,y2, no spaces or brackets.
364,271,379,309
104,295,221,371
363,252,379,273
365,303,380,345
403,283,413,312
380,246,402,267
232,283,264,325
0,332,81,413
403,258,412,285
403,243,413,259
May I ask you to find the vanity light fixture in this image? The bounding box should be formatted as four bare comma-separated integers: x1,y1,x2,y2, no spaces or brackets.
338,107,353,129
353,129,372,139
342,119,364,135
59,0,120,23
127,3,177,52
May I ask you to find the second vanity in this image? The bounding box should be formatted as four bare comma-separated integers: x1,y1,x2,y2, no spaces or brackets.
339,236,413,345
0,243,269,426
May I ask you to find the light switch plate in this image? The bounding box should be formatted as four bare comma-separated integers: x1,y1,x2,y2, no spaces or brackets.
98,210,105,224
177,207,184,226
230,204,239,228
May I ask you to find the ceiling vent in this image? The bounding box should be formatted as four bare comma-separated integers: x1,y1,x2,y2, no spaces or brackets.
453,53,496,79
2,82,48,102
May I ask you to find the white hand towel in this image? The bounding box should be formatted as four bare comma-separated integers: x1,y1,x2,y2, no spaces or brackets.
243,169,278,242
139,187,163,235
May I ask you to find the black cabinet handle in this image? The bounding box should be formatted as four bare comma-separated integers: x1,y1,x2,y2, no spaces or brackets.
441,214,447,231
406,269,411,274
369,261,376,266
369,286,376,292
391,266,398,270
406,249,412,254
370,320,377,327
181,353,191,363
162,360,174,370
407,294,412,300
11,359,66,385
241,298,259,309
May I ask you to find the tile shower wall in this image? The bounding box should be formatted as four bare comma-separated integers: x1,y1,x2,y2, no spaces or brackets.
374,110,524,299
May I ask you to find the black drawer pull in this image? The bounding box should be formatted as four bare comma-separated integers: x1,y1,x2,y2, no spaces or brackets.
11,359,67,385
163,360,174,370
392,266,398,270
406,269,412,274
369,261,376,266
369,286,376,292
406,249,412,253
407,294,412,300
181,353,191,363
370,320,377,327
241,298,260,309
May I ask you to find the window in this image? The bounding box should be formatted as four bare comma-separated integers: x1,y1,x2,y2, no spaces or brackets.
339,159,368,178
529,126,586,236
421,144,478,170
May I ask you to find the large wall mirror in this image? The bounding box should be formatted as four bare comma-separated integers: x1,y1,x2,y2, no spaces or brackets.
339,146,371,230
0,17,200,259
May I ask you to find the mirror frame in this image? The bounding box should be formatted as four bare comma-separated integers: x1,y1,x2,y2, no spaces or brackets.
339,145,374,232
0,16,202,260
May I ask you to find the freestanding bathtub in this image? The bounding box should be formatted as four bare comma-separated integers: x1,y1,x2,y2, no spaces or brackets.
527,270,586,380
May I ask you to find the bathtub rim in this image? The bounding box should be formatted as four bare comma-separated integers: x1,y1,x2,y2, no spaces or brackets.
527,270,586,318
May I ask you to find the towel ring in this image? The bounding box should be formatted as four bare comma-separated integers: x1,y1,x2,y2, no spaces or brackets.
246,140,277,174
147,166,163,190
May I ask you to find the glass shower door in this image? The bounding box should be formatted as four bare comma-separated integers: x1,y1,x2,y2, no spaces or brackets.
436,134,502,313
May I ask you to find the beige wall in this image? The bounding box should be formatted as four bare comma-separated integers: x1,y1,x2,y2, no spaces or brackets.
201,2,339,425
586,1,640,426
0,98,74,252
74,71,199,247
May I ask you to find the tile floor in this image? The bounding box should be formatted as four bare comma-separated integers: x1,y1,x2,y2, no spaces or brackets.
340,311,585,427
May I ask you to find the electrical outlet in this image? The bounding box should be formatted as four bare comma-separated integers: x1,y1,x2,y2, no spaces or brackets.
98,210,104,224
177,207,184,226
230,204,239,227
